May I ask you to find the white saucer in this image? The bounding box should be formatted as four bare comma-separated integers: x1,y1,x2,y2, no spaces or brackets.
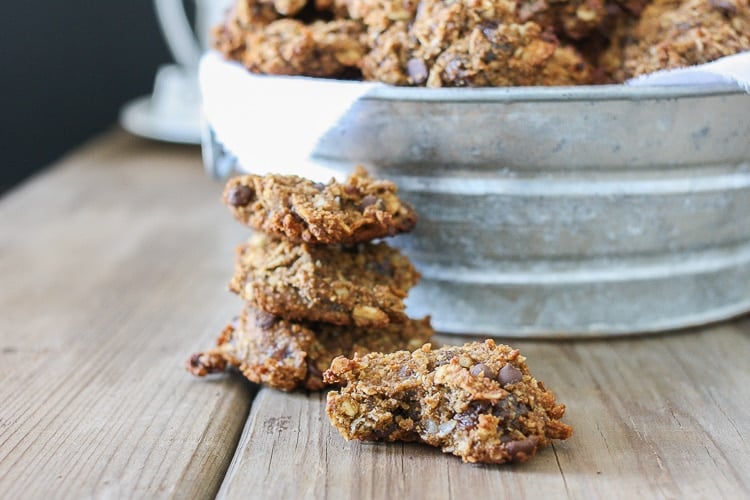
119,95,202,145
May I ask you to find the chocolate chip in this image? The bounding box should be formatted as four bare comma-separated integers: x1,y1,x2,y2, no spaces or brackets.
341,245,360,255
305,359,325,390
492,395,524,422
227,185,254,207
367,259,393,276
498,363,523,386
480,22,498,38
398,365,414,378
255,311,278,329
359,195,382,211
470,363,494,378
709,0,737,15
312,182,326,191
454,414,474,430
454,401,491,430
517,402,529,416
188,353,202,370
434,351,458,367
505,436,538,460
540,28,558,44
307,360,322,378
445,59,463,77
406,58,428,85
270,347,288,361
374,426,397,439
343,185,359,196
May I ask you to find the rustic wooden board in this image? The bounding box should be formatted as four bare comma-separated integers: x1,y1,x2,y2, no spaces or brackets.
219,325,750,500
0,132,255,498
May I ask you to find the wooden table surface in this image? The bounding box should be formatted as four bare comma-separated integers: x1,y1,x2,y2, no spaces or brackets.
1,131,749,499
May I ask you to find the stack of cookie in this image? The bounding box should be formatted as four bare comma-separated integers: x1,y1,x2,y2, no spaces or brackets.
186,167,575,465
187,167,434,390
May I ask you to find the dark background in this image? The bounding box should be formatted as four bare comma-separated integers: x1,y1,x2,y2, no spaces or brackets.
0,2,174,193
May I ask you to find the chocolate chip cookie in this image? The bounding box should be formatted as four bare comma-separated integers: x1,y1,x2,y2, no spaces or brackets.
229,233,420,327
360,0,592,87
324,340,573,464
603,0,750,80
224,167,417,245
238,19,367,77
422,23,592,87
187,307,434,391
213,0,281,60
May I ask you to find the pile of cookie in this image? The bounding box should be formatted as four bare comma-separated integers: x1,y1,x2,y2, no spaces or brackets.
212,0,750,86
187,167,574,464
187,167,434,391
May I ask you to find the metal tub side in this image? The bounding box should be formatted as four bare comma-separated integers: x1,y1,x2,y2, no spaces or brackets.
204,84,750,337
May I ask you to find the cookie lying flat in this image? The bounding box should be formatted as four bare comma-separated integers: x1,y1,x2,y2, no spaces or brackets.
223,167,417,245
187,307,434,391
324,340,572,464
229,233,420,327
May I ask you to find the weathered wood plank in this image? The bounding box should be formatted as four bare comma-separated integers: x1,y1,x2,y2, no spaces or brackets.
218,325,750,499
0,131,255,498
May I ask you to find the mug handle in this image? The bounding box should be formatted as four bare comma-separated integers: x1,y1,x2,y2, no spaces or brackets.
154,0,202,70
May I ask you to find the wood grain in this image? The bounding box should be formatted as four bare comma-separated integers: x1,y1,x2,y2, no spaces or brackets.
219,325,750,500
0,131,256,498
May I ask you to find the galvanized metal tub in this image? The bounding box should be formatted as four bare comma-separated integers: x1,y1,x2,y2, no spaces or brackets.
203,83,750,337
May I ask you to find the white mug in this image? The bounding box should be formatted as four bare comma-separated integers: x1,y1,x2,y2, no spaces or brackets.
154,0,233,70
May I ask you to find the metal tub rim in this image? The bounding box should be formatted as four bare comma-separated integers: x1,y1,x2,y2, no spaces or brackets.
358,82,745,103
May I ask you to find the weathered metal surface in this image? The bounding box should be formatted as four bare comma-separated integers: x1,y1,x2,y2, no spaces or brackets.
203,83,750,337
